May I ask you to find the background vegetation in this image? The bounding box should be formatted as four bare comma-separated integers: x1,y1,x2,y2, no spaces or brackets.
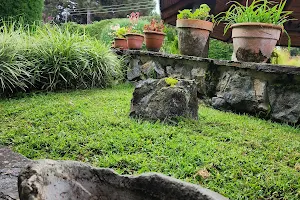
1,84,299,199
0,0,44,25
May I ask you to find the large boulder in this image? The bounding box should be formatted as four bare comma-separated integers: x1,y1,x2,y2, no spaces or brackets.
130,78,199,121
18,160,228,200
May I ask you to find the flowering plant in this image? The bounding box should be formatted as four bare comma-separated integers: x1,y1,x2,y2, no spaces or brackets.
127,12,142,34
144,19,165,32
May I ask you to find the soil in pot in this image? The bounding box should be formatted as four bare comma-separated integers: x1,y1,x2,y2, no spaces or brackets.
125,33,144,50
176,19,213,57
114,38,128,50
144,31,166,52
231,23,282,63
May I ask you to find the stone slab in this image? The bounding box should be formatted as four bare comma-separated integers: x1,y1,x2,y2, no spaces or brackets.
0,147,32,200
18,159,228,200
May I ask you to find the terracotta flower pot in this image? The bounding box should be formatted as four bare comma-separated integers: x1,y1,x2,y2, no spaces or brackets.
125,33,144,50
144,31,166,52
176,19,213,57
231,23,282,63
114,38,128,50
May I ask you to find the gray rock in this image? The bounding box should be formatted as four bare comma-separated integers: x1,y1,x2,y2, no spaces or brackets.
212,72,269,116
18,160,228,200
269,86,300,123
130,78,198,121
141,61,166,79
127,59,142,81
0,147,32,200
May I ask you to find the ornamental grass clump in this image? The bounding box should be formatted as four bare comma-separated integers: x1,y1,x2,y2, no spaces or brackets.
0,22,32,94
0,23,123,96
27,25,123,91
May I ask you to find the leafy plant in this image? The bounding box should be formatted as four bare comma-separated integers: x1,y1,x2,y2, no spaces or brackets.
144,19,165,32
111,24,127,39
177,4,214,21
177,9,192,19
217,0,294,34
271,48,300,67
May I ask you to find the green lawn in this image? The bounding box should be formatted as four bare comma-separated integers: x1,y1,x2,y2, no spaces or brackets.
0,84,299,199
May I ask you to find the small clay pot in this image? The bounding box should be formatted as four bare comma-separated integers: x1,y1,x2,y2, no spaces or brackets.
114,38,128,50
176,19,213,57
231,23,282,63
125,33,144,50
144,31,166,52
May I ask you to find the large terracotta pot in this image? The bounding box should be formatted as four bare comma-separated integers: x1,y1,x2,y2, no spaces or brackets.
114,38,128,50
231,23,282,63
125,33,144,50
144,31,166,52
176,19,213,57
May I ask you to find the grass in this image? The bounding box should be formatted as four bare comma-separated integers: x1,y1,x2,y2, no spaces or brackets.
0,84,299,199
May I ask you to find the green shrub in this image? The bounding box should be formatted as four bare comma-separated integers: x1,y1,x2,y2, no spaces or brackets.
0,0,44,25
271,48,300,67
0,24,123,96
0,23,32,94
26,25,123,91
209,39,233,60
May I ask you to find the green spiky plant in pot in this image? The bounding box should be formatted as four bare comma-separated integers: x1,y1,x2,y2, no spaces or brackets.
217,0,294,63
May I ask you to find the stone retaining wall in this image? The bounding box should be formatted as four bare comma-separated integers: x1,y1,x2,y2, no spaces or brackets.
117,50,300,124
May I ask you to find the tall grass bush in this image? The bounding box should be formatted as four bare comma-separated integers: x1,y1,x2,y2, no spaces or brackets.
27,25,123,91
0,24,123,96
0,23,31,94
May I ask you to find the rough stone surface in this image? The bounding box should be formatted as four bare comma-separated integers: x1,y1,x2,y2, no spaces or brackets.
130,78,198,121
18,159,228,200
114,50,300,124
268,85,300,123
212,72,269,116
0,147,32,200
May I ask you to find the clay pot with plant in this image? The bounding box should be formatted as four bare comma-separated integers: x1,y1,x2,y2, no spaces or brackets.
112,25,128,50
143,19,166,52
217,0,293,63
125,12,144,50
176,4,214,57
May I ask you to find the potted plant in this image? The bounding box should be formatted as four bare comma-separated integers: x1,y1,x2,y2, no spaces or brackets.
125,12,144,50
111,24,128,50
176,4,214,57
218,0,293,63
143,19,166,52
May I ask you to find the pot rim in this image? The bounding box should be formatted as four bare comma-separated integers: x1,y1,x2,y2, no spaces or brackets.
176,19,214,31
231,22,283,31
114,37,126,40
124,33,145,37
143,30,166,36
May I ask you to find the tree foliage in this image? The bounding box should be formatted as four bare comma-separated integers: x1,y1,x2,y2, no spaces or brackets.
0,0,44,25
43,0,155,24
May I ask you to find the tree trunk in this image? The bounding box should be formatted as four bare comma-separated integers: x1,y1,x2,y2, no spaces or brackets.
87,8,91,24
